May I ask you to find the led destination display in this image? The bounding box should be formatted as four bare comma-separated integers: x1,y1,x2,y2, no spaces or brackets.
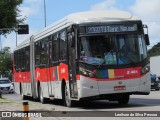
86,24,138,34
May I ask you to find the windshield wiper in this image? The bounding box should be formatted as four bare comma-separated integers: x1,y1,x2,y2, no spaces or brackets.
97,50,114,68
129,61,137,67
98,59,105,68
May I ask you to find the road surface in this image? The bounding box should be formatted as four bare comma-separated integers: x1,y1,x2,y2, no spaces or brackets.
1,90,160,120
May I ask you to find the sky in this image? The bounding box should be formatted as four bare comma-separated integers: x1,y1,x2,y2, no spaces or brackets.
1,0,160,51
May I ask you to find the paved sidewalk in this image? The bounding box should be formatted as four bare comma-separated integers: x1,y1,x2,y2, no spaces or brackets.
0,98,68,120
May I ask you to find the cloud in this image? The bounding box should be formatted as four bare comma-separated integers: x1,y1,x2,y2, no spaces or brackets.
91,0,117,10
18,0,42,22
24,0,41,3
2,29,39,52
91,0,160,48
20,6,37,18
1,0,42,52
130,0,160,19
129,0,160,47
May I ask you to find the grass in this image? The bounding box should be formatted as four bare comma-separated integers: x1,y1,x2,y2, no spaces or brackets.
0,97,13,103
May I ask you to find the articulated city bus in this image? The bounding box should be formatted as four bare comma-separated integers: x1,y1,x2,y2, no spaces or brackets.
13,10,150,107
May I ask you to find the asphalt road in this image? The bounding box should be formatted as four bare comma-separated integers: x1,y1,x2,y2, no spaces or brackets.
1,90,160,120
2,90,160,110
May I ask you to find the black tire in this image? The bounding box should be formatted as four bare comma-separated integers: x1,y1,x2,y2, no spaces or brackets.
39,85,46,104
118,94,130,105
63,83,73,107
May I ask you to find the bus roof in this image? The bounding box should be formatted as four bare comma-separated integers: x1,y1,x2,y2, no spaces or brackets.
14,10,140,51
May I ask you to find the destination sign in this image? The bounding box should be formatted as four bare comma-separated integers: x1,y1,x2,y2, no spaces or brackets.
86,24,138,34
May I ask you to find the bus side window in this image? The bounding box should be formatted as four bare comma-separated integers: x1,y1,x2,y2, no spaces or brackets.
25,47,30,71
52,35,58,62
59,31,67,61
16,51,20,71
21,49,25,71
40,39,47,65
48,37,53,64
14,52,18,71
35,41,41,66
19,50,23,71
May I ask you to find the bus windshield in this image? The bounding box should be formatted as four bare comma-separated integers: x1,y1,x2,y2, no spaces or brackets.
80,34,147,65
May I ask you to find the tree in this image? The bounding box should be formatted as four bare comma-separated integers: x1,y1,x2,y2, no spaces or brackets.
148,42,160,57
0,0,25,35
0,47,12,78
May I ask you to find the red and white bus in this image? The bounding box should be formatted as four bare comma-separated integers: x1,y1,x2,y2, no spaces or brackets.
13,10,151,107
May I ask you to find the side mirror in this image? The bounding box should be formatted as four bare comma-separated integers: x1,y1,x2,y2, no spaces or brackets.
145,34,150,45
143,25,150,45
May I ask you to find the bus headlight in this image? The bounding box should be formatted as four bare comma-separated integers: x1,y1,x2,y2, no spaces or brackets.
141,64,150,74
80,68,96,78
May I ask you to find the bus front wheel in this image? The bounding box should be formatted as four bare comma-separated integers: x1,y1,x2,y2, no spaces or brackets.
118,94,130,105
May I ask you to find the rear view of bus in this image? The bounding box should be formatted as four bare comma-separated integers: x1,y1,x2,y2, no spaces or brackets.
72,11,150,106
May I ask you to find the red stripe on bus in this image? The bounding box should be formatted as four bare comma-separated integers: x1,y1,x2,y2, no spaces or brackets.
76,75,80,80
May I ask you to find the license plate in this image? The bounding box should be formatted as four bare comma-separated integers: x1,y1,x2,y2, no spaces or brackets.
3,87,8,91
114,86,126,91
151,83,154,85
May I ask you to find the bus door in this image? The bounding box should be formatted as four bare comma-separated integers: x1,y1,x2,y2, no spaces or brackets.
67,32,78,98
46,41,53,97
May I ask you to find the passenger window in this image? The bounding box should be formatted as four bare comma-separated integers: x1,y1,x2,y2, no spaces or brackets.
52,35,59,62
35,41,41,65
25,47,30,70
40,39,47,65
21,49,25,70
59,31,67,61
